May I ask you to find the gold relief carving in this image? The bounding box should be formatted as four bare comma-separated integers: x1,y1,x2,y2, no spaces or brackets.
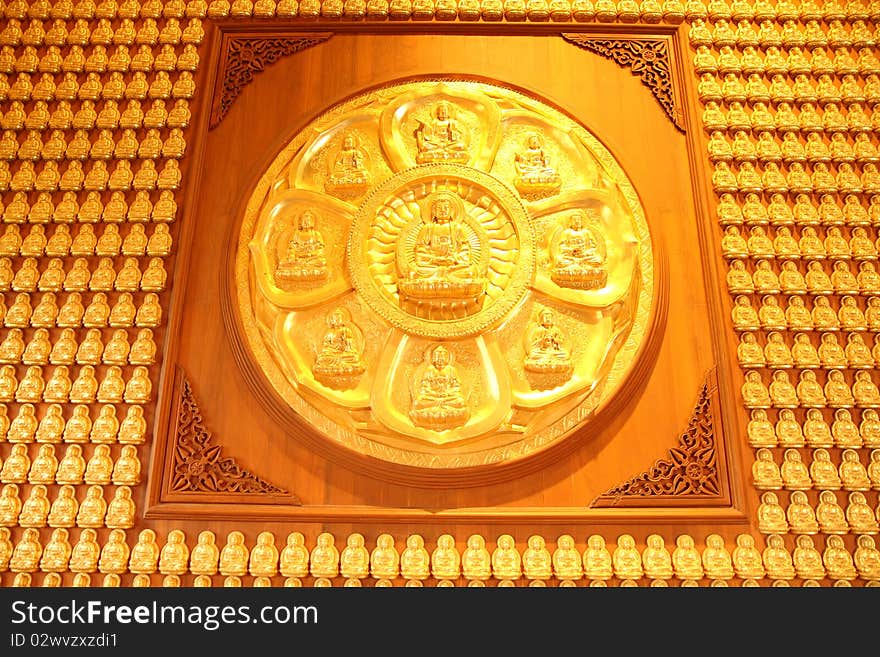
211,34,333,128
170,368,297,500
561,34,684,132
592,370,721,505
236,79,654,471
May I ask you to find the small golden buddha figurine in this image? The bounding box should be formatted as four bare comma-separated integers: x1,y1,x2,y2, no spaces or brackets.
75,328,103,365
730,534,764,580
400,534,431,580
839,449,871,491
861,412,880,448
46,483,78,528
43,364,72,403
124,365,152,404
792,535,826,580
760,533,794,580
845,333,874,370
0,526,11,569
56,445,85,484
752,448,783,490
69,528,101,573
854,535,880,580
611,534,643,580
158,529,188,575
310,531,339,579
0,365,18,402
817,332,846,370
8,404,38,444
119,406,146,444
167,100,191,129
340,533,369,579
39,527,72,573
640,534,672,580
809,297,838,333
726,260,753,294
772,225,798,257
108,292,136,328
96,365,125,403
815,490,849,534
19,483,51,527
63,258,91,292
824,369,856,408
247,531,279,577
22,328,50,365
752,260,780,294
70,225,97,256
0,483,22,525
147,225,173,257
737,332,764,368
16,364,46,402
757,491,789,533
97,528,130,574
747,409,776,448
157,160,181,189
101,329,130,365
129,529,160,574
867,297,880,330
787,490,820,534
409,344,469,429
324,131,371,196
129,329,156,365
461,534,491,581
275,209,329,285
96,224,122,256
732,296,759,331
742,371,771,410
9,527,42,573
790,333,819,369
845,491,879,534
121,224,148,257
489,534,521,580
76,484,107,527
823,535,857,580
715,193,742,225
105,485,134,529
190,531,220,576
769,369,800,408
28,443,57,484
666,534,700,581
140,258,166,292
110,445,140,486
63,405,93,443
721,226,748,259
765,332,794,369
12,257,40,291
0,328,25,363
84,444,113,485
278,532,308,578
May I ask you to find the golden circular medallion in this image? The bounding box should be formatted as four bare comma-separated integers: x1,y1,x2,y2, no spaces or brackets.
235,79,657,478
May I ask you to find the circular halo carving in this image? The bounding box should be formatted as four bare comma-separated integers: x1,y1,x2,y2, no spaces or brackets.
348,163,534,338
234,78,657,478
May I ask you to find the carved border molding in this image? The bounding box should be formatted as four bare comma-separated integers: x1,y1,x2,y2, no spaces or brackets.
562,34,685,133
210,33,333,128
592,370,721,507
170,367,298,500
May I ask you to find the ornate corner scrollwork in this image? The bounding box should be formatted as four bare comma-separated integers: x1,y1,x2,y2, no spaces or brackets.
591,370,720,506
171,369,297,500
561,35,685,133
211,34,333,128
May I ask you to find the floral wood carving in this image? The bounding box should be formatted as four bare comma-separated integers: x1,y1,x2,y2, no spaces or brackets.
591,371,720,506
561,35,685,133
171,371,296,499
211,34,333,128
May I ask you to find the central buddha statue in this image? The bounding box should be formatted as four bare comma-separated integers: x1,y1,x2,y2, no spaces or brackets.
409,344,469,430
414,101,469,164
275,209,328,285
514,132,561,196
549,210,608,290
398,192,487,318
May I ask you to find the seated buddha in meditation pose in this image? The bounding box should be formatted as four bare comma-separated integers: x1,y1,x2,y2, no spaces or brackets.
312,308,365,381
409,344,468,430
514,133,561,196
523,308,573,377
549,210,608,290
399,192,487,315
325,132,370,195
275,209,328,284
414,101,468,164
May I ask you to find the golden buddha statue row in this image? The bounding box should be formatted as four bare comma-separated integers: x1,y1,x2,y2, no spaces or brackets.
0,482,135,529
0,327,157,366
0,43,200,75
1,291,163,328
747,407,880,448
0,16,205,51
717,192,880,228
0,442,141,485
0,256,167,293
738,330,880,370
3,70,197,105
0,402,147,444
759,533,878,581
752,446,880,490
689,17,879,50
701,100,880,135
741,368,880,409
712,161,880,196
0,127,187,161
756,488,879,535
727,259,880,300
0,363,153,404
723,224,880,262
693,43,880,78
732,294,880,333
0,99,191,132
707,130,880,165
0,224,172,258
0,190,179,224
0,157,183,192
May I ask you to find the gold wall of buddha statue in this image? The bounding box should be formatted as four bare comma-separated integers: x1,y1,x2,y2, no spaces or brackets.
2,0,880,590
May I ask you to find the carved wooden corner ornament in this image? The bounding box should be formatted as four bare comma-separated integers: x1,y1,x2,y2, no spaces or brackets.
210,33,333,128
170,368,298,501
561,34,685,133
591,370,721,507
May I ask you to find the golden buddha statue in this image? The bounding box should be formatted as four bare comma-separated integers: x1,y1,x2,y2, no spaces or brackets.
56,445,85,484
839,449,871,491
668,534,701,581
787,489,820,534
817,332,846,370
867,297,880,330
139,258,166,292
22,328,51,365
76,484,107,527
30,291,58,328
8,404,38,444
101,329,130,365
28,443,57,484
158,529,189,575
0,483,22,525
156,160,181,189
3,292,34,330
121,224,148,257
16,364,45,402
778,447,811,490
845,333,874,370
858,262,880,296
845,491,879,534
12,258,40,291
731,296,759,332
43,364,72,403
47,484,77,527
700,534,733,580
119,406,146,444
75,328,102,365
130,329,156,365
0,328,25,363
190,531,220,576
737,332,764,368
764,331,793,368
400,534,431,580
512,132,561,196
752,448,782,490
63,405,93,443
853,370,880,407
167,99,191,129
409,344,469,430
790,333,819,369
84,444,113,485
95,224,122,256
310,531,339,579
854,535,880,580
641,534,672,580
147,225,173,257
19,483,51,527
523,307,574,376
815,490,849,534
729,534,763,580
757,491,789,533
97,528,129,574
124,365,151,403
275,209,328,284
96,365,124,403
413,101,469,164
340,533,369,579
0,365,18,402
768,369,799,408
611,534,643,580
759,534,793,580
861,411,880,448
752,260,780,294
129,529,160,574
105,486,134,529
69,528,100,573
721,226,747,259
110,445,139,486
830,409,862,449
792,535,825,580
490,534,521,580
461,533,491,581
278,532,308,579
809,296,838,332
325,132,370,196
10,527,42,572
109,292,137,327
823,535,857,580
39,527,72,573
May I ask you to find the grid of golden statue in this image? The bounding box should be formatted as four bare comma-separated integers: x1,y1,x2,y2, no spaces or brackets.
240,80,653,468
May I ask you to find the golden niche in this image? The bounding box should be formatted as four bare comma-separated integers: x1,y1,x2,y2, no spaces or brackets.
237,80,655,471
